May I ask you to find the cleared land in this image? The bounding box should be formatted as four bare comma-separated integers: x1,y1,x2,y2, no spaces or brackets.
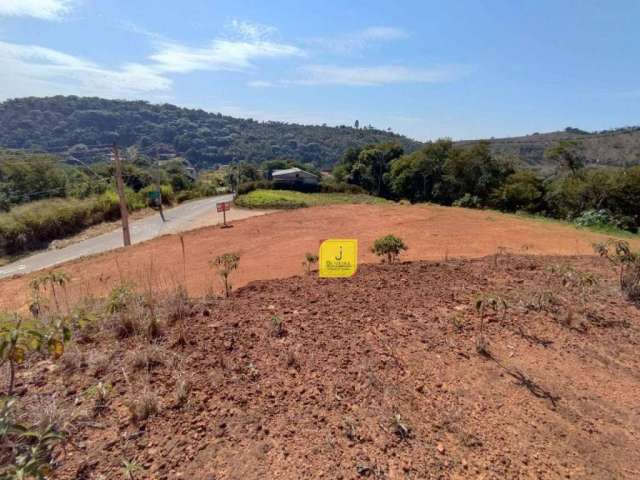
0,203,638,311
13,255,640,478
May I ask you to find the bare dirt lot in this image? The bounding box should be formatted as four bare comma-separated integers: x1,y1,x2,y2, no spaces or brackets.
0,203,638,310
13,255,640,479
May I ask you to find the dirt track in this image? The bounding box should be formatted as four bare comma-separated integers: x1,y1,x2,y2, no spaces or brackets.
0,203,638,310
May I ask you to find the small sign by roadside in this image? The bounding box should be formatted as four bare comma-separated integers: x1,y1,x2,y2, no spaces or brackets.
319,239,358,278
216,201,231,213
217,201,232,228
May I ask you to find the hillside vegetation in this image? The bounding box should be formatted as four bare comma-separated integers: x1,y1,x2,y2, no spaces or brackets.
333,140,640,233
2,96,639,171
0,96,420,169
457,126,640,170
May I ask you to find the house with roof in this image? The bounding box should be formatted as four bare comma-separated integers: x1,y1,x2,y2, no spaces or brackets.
271,167,320,187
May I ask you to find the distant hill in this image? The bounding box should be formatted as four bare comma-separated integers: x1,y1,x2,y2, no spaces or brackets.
457,127,640,171
0,96,421,170
1,96,638,171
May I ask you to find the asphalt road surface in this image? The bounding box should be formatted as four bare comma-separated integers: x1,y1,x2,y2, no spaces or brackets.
0,194,266,279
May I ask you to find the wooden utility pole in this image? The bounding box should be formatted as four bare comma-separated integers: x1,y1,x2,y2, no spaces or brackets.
112,144,131,246
153,150,166,222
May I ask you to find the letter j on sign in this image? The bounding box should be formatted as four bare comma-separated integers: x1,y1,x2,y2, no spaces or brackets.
319,239,358,278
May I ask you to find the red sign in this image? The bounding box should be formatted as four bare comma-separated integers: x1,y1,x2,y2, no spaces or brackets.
216,201,231,213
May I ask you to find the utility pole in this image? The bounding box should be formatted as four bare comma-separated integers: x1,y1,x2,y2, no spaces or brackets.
154,149,166,222
112,144,131,247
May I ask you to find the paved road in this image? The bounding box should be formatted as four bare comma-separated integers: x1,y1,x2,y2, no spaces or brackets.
0,194,249,279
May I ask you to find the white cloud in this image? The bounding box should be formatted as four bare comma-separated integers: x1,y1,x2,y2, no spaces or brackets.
293,64,471,86
0,27,304,99
0,40,171,100
0,0,75,20
150,39,304,74
246,80,275,88
307,26,408,54
230,20,278,41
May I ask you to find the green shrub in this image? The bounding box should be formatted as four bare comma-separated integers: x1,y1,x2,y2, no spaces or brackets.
573,209,633,231
319,179,366,194
0,396,66,479
139,184,175,206
452,193,482,209
372,235,407,263
237,180,273,195
0,190,150,256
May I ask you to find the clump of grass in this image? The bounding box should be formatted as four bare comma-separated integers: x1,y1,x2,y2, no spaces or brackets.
594,239,640,303
165,285,190,345
86,381,112,416
165,285,190,326
302,252,319,274
144,314,162,341
121,459,143,480
174,374,191,408
125,345,170,373
106,283,141,339
271,314,286,337
342,417,359,442
126,387,159,423
391,413,411,440
474,294,508,357
492,246,509,268
59,346,86,374
448,312,465,332
87,351,111,378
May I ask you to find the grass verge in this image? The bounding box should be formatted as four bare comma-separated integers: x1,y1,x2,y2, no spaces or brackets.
235,189,389,209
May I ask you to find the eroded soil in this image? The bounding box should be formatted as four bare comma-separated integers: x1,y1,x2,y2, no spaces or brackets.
10,255,640,479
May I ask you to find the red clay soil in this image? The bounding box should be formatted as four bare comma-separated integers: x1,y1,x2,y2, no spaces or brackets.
1,203,638,311
10,255,640,479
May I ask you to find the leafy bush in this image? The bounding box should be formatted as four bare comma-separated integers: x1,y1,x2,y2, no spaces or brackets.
574,209,620,229
0,396,66,479
0,189,151,256
372,235,407,263
237,179,274,195
319,179,366,194
452,193,482,209
0,314,70,394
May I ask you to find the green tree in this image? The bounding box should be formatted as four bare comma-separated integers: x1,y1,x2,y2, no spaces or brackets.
388,139,452,202
491,170,545,212
545,140,585,174
442,141,514,205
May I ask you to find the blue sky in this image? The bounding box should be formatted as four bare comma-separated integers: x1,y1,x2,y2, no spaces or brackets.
0,0,638,141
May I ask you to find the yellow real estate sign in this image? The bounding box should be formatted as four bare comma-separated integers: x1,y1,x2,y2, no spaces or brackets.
319,239,358,278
